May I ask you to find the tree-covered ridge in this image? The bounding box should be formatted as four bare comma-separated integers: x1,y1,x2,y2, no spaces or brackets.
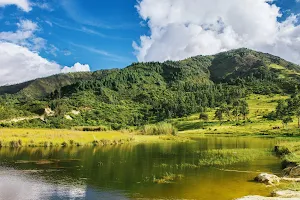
0,48,299,129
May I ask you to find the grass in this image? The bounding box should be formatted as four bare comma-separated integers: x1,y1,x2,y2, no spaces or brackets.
172,94,297,136
153,172,184,184
1,94,300,148
198,149,270,166
277,182,300,191
275,141,300,166
142,123,177,136
0,127,191,147
0,128,132,147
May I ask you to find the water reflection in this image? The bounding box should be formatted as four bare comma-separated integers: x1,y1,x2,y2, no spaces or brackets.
0,168,130,200
0,136,282,200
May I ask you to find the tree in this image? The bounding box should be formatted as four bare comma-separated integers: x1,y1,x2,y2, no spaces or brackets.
221,104,232,121
276,100,286,118
240,100,249,120
232,100,240,122
282,116,293,128
214,109,224,125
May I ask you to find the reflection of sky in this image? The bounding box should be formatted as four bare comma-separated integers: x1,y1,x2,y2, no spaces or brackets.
0,169,129,200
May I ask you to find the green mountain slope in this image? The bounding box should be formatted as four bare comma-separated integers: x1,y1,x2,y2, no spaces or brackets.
0,72,93,99
210,48,300,82
0,48,299,129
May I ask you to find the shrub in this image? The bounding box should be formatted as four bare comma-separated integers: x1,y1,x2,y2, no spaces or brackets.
75,125,111,132
199,113,209,121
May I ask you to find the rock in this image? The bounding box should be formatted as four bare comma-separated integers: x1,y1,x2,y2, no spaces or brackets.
44,107,55,117
282,160,298,170
64,115,73,120
254,173,280,185
272,190,300,198
236,196,300,200
71,110,80,115
288,165,300,178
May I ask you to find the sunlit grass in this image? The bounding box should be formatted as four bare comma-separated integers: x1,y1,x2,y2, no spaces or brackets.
0,128,131,147
142,123,177,136
173,94,298,136
198,149,270,166
0,127,192,147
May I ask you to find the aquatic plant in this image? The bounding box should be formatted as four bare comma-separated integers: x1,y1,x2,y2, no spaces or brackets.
198,149,270,166
153,173,184,184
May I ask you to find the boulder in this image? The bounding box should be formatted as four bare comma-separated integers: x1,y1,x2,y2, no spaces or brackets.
236,196,300,200
254,173,280,185
44,107,55,117
288,165,300,178
272,190,300,198
64,115,73,120
71,110,80,115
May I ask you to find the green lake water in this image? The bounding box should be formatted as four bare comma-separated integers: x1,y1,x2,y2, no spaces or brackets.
0,136,282,200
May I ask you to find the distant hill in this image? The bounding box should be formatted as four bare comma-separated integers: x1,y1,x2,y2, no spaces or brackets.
1,48,299,128
0,72,93,98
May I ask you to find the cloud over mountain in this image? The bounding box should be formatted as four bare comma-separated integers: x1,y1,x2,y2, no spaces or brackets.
0,42,90,86
134,0,300,64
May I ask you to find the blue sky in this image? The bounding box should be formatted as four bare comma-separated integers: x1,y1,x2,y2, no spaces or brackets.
0,0,299,85
0,0,149,71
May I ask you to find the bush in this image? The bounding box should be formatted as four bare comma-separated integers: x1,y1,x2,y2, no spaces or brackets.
74,125,111,132
199,113,209,121
142,123,177,136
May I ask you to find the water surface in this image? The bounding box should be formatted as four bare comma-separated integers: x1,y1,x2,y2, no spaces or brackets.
0,136,282,200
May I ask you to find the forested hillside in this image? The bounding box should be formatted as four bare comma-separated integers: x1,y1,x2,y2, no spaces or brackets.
1,48,300,129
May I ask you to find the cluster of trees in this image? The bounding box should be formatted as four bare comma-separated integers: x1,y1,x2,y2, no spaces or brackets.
266,94,300,128
213,100,249,125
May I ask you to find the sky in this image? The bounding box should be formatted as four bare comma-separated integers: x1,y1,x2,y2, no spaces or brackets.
0,0,299,86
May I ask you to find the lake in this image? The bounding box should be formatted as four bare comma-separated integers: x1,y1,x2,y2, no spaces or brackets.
0,136,282,200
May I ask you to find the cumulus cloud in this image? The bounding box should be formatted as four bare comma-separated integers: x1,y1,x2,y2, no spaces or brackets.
0,42,90,86
0,0,31,12
61,62,90,73
133,0,300,64
0,19,47,51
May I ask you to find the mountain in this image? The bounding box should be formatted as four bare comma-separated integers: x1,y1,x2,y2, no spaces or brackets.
0,48,299,128
209,48,300,82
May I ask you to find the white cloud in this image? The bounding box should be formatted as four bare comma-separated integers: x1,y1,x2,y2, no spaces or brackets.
134,0,300,64
0,19,47,51
31,2,53,11
61,62,90,73
0,0,31,12
0,42,90,86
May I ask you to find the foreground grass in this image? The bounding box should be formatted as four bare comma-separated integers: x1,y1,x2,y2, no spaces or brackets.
276,140,300,165
272,140,300,192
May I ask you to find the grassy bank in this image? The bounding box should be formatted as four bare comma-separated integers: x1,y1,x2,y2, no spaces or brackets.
0,128,133,147
0,127,191,148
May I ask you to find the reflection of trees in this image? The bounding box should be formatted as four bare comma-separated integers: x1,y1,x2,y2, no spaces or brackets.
0,137,277,198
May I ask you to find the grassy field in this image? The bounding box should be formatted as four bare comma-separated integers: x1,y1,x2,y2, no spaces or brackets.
0,128,133,147
173,94,300,136
1,94,300,147
0,128,192,147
